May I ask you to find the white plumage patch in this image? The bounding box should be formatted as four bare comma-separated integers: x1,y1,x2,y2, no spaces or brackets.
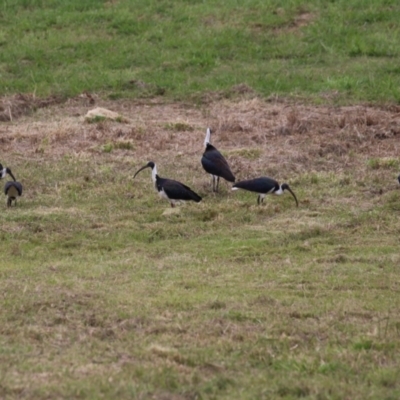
158,188,169,200
204,127,211,147
158,188,183,206
151,165,157,183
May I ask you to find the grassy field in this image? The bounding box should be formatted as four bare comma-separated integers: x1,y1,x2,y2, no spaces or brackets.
1,99,400,399
1,1,400,399
1,0,400,103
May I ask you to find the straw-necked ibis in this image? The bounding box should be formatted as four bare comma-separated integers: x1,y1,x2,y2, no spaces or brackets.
232,177,298,206
201,128,235,192
0,163,16,181
4,181,23,207
134,161,202,207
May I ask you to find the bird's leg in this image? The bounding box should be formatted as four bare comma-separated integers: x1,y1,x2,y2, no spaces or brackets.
170,202,175,208
216,177,220,193
212,176,216,192
257,195,260,205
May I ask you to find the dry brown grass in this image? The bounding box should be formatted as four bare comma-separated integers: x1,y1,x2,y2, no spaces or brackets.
2,96,400,186
2,95,399,163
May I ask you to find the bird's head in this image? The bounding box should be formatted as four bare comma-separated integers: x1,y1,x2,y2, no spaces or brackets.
281,183,299,207
0,165,16,181
134,161,157,181
146,161,155,170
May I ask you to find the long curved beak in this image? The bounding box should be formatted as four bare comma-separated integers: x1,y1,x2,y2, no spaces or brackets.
286,186,299,207
133,164,150,179
6,168,16,182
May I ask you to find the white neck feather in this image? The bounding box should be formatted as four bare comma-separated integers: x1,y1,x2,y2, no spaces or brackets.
204,128,211,147
151,164,157,183
0,168,5,179
275,185,284,195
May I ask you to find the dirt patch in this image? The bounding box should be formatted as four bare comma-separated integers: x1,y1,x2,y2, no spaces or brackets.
1,96,400,178
270,9,316,35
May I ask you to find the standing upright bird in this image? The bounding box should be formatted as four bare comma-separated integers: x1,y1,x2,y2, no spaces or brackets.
201,128,235,192
0,163,16,181
4,181,23,207
134,161,202,208
232,176,298,207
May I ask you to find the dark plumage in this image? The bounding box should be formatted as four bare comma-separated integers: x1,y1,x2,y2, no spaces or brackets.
232,177,298,206
4,181,23,207
201,128,235,192
156,176,202,203
134,161,202,207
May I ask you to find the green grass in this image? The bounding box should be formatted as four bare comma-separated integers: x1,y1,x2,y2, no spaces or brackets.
1,0,400,103
1,1,400,398
1,151,400,399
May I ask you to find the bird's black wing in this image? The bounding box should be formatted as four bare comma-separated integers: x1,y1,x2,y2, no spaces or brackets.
159,178,202,202
4,181,23,196
233,177,278,194
201,146,235,182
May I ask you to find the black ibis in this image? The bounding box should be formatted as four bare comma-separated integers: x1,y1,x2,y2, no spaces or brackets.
134,161,202,207
0,163,16,181
232,177,299,206
201,128,235,192
4,181,23,207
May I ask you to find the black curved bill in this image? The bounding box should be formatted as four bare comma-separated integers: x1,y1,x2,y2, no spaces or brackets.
286,186,299,207
6,168,16,182
133,164,151,179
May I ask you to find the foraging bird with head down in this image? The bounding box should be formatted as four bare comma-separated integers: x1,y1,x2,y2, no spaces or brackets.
1,163,23,207
232,176,298,207
4,181,23,207
134,161,202,208
201,128,235,192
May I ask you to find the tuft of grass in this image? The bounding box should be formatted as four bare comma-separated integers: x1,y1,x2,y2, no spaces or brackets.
102,143,113,153
367,157,400,170
164,122,194,132
86,115,107,124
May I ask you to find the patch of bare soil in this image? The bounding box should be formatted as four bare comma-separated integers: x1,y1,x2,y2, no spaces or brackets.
1,95,400,179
